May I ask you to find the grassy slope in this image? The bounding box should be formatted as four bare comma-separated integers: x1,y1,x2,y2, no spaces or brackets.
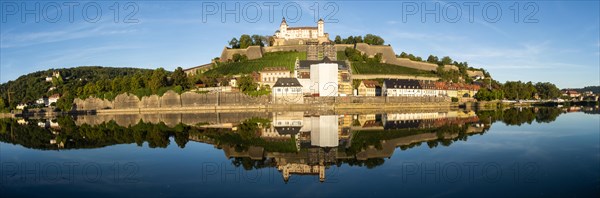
205,51,306,75
205,50,435,77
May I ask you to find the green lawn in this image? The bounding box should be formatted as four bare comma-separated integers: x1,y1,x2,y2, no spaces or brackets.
205,51,306,75
352,62,437,77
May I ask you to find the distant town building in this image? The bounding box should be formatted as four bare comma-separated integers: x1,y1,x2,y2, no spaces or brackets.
16,104,28,110
563,90,581,98
36,97,48,106
272,78,304,104
382,79,424,97
45,71,61,82
48,94,60,106
260,67,291,88
358,80,380,96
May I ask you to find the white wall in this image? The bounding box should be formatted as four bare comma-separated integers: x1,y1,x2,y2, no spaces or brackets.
310,63,338,96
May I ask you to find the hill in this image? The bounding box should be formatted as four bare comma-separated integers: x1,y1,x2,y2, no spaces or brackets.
0,66,154,108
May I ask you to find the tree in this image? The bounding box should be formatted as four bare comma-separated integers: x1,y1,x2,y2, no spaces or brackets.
441,56,453,65
239,34,253,49
427,55,439,63
228,38,239,48
232,53,247,62
346,36,355,44
535,82,560,99
251,34,265,47
238,75,258,93
364,34,385,45
172,67,190,89
398,52,408,58
354,36,363,43
0,97,6,112
148,68,168,93
56,91,74,112
334,35,342,44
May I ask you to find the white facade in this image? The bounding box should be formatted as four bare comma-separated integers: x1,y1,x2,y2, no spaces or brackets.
16,104,27,110
36,98,48,106
48,96,59,105
272,78,304,104
310,63,338,96
275,18,324,40
310,115,339,147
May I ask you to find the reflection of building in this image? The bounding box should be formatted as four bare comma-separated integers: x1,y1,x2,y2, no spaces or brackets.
383,111,479,130
262,112,304,141
310,115,339,147
279,163,325,183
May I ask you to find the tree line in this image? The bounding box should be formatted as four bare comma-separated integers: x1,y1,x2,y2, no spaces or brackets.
228,34,269,49
474,81,561,101
334,34,385,45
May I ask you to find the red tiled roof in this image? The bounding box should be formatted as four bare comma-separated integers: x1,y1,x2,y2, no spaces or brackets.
361,80,380,88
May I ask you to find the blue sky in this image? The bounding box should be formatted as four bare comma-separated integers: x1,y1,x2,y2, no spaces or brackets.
1,0,598,88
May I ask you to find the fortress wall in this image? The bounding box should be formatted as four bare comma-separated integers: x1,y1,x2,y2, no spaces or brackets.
160,91,182,108
467,70,484,77
74,97,112,110
113,93,140,109
245,46,264,59
181,92,217,107
219,46,264,62
219,92,270,105
140,95,160,109
75,92,270,111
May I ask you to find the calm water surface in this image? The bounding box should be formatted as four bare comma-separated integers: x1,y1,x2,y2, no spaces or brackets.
1,107,598,197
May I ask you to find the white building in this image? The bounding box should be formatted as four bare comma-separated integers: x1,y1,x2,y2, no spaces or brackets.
310,63,338,96
276,18,323,40
383,79,437,97
260,67,291,88
36,97,48,106
16,104,28,110
273,18,329,46
272,78,304,104
48,94,60,106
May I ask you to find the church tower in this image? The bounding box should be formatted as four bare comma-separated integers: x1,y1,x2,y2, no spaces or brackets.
280,17,288,36
317,18,324,37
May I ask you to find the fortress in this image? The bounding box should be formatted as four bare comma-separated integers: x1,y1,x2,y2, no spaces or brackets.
272,18,330,46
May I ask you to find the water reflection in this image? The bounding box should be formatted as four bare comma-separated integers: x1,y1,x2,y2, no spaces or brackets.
0,107,589,182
